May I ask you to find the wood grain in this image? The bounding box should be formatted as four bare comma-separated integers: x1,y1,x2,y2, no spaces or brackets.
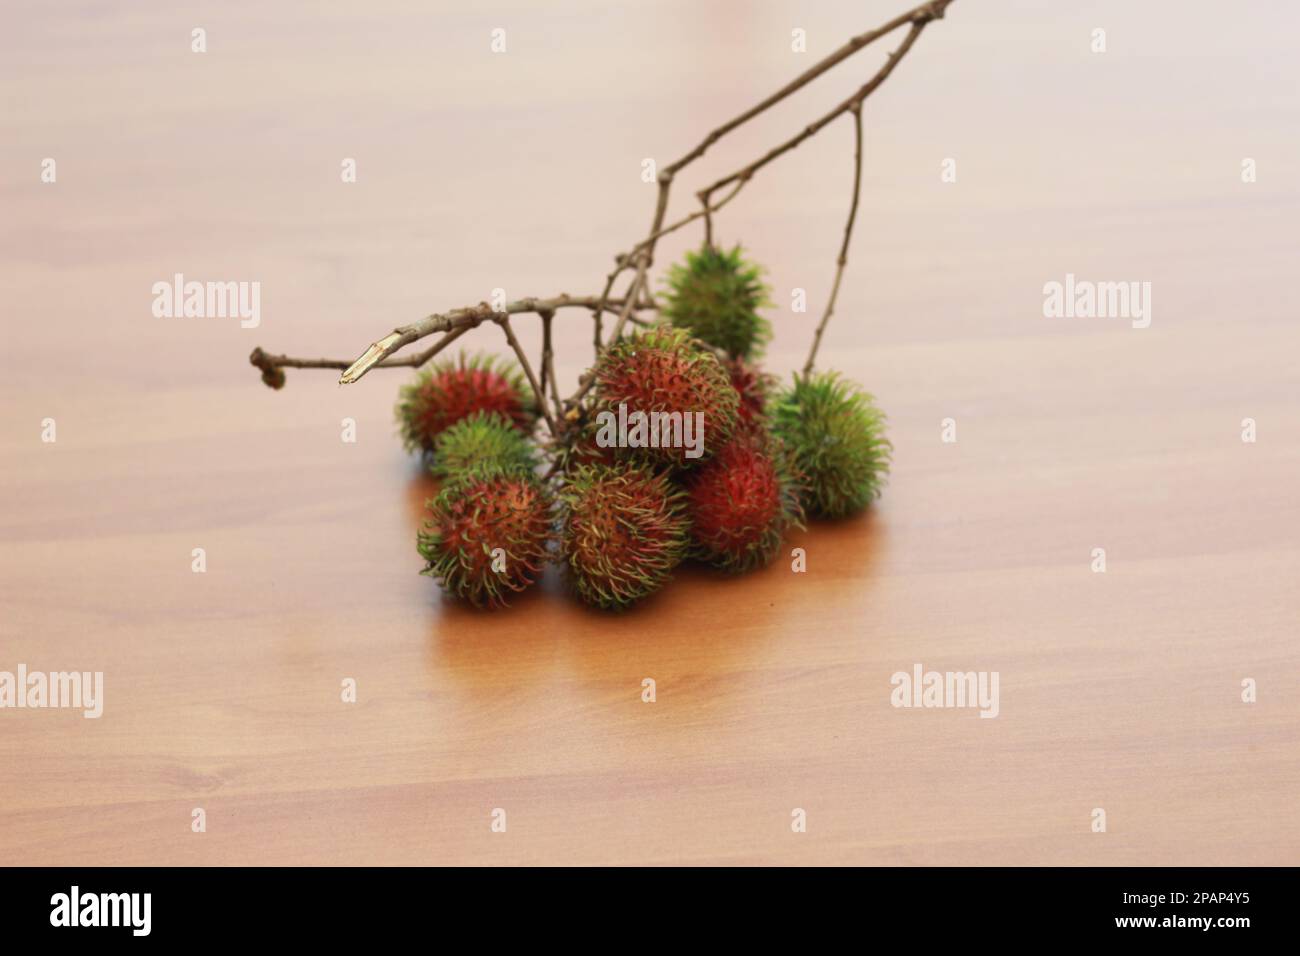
2,0,1297,865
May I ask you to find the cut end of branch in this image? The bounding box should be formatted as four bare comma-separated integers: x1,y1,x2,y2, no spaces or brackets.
339,331,405,385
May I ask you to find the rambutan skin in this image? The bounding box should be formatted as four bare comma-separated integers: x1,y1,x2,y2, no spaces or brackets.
686,429,804,572
430,411,539,481
417,467,552,608
772,371,892,518
662,244,772,360
558,417,626,473
592,326,739,468
397,353,538,455
558,461,690,609
725,357,777,425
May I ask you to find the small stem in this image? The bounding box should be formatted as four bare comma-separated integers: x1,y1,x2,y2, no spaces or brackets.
642,175,673,268
564,262,649,411
249,326,469,376
805,105,865,378
540,310,564,423
697,21,928,203
611,260,648,344
404,325,472,369
662,0,948,176
496,315,557,437
251,294,642,387
625,177,745,264
592,263,625,360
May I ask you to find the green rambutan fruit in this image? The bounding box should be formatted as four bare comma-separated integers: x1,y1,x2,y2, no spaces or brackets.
397,352,538,455
417,466,552,608
725,357,777,425
685,428,804,573
661,244,771,359
429,411,539,481
558,461,690,609
771,371,892,518
591,326,739,468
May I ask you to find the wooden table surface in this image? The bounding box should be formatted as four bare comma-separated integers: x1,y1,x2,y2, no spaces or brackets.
2,1,1297,865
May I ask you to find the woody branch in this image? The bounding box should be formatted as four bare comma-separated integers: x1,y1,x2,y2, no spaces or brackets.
248,0,954,436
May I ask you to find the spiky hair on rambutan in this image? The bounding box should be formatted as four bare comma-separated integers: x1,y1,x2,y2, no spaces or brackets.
558,461,690,609
685,427,804,573
429,411,540,481
417,465,552,609
397,352,538,455
725,357,777,425
591,326,739,468
557,417,625,473
661,244,772,360
771,371,892,518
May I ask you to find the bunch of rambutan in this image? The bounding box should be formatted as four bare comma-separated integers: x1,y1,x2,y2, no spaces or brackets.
403,244,890,611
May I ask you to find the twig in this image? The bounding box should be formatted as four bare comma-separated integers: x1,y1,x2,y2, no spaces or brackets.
606,256,649,347
625,176,747,262
249,325,469,376
805,105,865,377
636,0,949,268
591,264,625,359
248,0,956,420
662,1,947,177
696,22,929,203
540,309,563,421
565,256,652,409
495,316,557,437
334,295,639,385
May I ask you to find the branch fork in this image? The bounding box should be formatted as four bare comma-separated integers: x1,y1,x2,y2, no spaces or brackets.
250,1,956,438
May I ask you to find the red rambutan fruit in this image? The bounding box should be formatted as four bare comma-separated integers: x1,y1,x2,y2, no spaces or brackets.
397,353,538,455
417,466,552,608
591,326,739,468
685,428,804,573
558,461,690,609
725,357,777,425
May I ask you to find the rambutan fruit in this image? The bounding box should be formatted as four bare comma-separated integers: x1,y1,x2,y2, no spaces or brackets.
558,418,625,473
771,371,892,518
725,357,777,425
591,326,739,468
429,411,539,481
397,352,538,455
417,466,552,608
685,429,804,572
558,461,690,609
662,244,771,359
